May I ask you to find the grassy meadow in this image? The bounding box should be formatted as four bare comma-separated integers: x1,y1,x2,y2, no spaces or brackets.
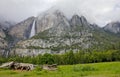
0,62,120,77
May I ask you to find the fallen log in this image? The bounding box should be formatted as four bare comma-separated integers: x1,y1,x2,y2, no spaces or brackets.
0,61,14,68
17,63,34,71
0,62,35,71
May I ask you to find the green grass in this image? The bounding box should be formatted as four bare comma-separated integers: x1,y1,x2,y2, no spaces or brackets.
0,62,120,77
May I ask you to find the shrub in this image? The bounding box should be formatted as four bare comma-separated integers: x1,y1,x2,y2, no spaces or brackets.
34,66,42,71
80,66,97,71
73,65,97,72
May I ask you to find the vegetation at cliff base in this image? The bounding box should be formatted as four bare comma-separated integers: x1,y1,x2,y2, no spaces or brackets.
0,49,120,65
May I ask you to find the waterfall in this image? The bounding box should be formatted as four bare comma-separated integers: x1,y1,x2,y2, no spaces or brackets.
30,20,36,38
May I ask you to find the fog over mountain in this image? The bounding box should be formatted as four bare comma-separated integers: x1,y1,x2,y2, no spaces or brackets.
0,0,120,27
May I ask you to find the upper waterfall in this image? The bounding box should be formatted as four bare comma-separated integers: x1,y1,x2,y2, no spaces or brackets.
30,20,36,38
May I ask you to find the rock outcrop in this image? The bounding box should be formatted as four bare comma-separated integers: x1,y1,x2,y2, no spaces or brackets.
0,25,8,56
36,10,71,34
104,22,120,34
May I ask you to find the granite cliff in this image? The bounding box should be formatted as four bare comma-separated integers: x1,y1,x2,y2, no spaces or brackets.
9,10,120,56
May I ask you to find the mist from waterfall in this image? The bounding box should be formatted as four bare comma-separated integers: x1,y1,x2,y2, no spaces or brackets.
30,20,36,38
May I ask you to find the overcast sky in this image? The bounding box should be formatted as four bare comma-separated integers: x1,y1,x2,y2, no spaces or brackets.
0,0,120,27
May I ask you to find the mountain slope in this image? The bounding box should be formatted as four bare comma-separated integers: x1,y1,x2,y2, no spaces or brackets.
9,17,35,42
36,10,71,34
0,24,8,57
104,22,120,34
10,10,120,56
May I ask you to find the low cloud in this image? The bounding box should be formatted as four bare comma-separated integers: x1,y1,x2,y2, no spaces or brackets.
0,0,120,27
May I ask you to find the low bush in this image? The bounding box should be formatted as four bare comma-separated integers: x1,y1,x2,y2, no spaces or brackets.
73,65,97,72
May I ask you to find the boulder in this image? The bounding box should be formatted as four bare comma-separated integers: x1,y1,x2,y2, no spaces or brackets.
42,64,57,71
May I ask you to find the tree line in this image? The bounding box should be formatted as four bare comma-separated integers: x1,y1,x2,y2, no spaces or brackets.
0,49,120,65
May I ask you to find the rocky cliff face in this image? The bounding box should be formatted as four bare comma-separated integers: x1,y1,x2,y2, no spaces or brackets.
9,10,120,56
70,15,90,28
9,17,35,41
36,10,71,34
0,25,8,56
104,22,120,34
